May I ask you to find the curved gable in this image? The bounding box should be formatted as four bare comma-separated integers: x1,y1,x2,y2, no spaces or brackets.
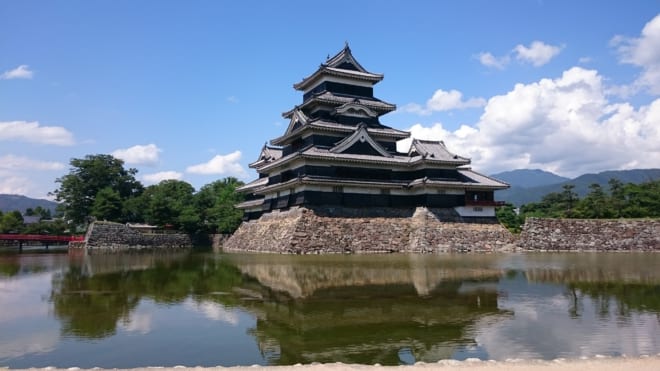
284,109,309,135
324,43,369,73
330,124,392,158
333,101,378,118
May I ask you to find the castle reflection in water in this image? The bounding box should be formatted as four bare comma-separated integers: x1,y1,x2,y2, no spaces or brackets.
1,252,659,367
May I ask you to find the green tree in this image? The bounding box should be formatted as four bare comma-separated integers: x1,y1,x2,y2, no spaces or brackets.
195,177,244,233
608,178,625,218
519,179,660,220
575,183,612,218
561,184,578,215
142,180,196,229
521,191,566,218
24,206,51,220
622,180,660,218
495,204,524,233
178,205,201,234
91,187,123,221
122,195,147,223
23,218,68,235
520,183,582,219
0,211,24,233
51,154,144,225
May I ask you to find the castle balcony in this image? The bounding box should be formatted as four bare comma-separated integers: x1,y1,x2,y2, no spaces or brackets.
465,200,506,207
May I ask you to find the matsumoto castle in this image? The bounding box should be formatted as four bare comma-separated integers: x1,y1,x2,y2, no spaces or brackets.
236,45,508,221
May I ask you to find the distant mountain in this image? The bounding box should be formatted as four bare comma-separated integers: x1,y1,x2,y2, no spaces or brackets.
0,194,59,214
491,169,569,188
494,168,660,206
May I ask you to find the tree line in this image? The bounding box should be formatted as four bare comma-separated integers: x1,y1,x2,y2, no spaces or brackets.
0,206,69,234
7,153,657,237
496,178,660,232
47,154,245,235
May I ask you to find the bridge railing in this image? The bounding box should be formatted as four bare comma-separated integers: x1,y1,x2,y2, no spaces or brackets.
0,234,85,242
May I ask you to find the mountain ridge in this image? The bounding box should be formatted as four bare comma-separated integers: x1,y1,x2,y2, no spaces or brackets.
0,194,59,214
493,168,660,206
490,169,570,188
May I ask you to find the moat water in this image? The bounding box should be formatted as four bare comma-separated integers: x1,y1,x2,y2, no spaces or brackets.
1,251,659,368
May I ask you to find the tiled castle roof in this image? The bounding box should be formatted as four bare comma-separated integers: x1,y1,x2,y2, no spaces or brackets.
293,45,384,91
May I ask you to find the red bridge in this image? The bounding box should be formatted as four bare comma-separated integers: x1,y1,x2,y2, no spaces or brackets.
0,234,85,252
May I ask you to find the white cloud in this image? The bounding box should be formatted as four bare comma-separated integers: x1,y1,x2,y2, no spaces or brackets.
477,52,510,69
186,150,247,177
399,67,660,178
227,96,239,104
397,123,478,153
0,174,31,195
612,13,660,94
403,89,486,115
184,298,239,325
0,121,74,146
0,274,59,359
0,168,55,199
514,41,563,67
142,171,183,185
0,65,34,80
578,57,592,64
478,41,562,70
119,312,152,335
111,144,161,166
474,282,660,360
0,155,65,171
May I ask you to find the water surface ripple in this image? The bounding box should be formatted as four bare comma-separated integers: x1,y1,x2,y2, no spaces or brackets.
1,252,659,367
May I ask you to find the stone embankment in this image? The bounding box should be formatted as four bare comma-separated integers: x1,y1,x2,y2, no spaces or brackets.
519,217,660,251
69,221,192,255
223,206,515,254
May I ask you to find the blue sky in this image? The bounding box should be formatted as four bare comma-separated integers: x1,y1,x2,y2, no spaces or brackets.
1,1,659,199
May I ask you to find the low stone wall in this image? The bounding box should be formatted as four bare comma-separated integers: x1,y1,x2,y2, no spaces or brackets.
71,221,192,254
211,234,231,253
519,217,660,251
222,206,515,254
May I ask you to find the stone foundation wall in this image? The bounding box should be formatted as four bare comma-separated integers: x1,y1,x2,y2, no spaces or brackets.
71,221,192,254
222,206,516,254
519,217,660,251
211,234,231,253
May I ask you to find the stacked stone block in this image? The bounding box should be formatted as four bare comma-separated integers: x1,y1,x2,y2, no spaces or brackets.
520,217,660,251
72,221,192,254
223,206,516,254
